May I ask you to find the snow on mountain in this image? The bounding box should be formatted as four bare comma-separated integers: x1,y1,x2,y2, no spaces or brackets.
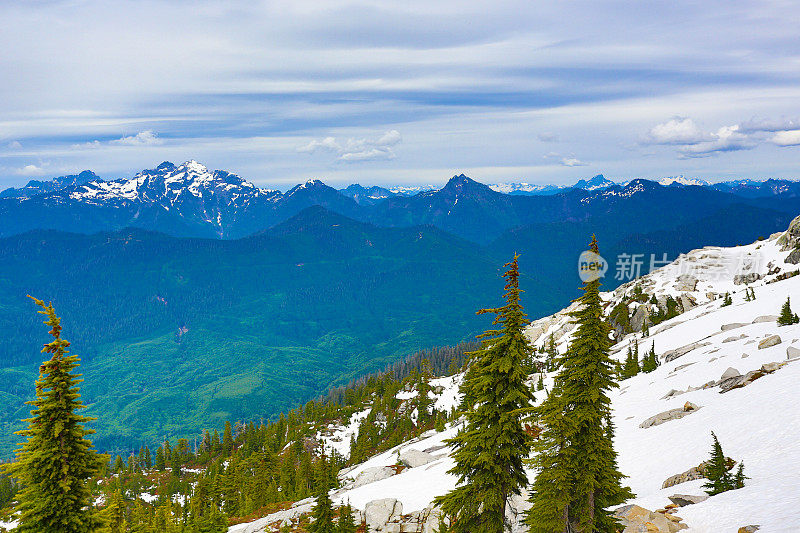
487,182,568,195
658,176,711,187
387,185,437,196
231,220,800,533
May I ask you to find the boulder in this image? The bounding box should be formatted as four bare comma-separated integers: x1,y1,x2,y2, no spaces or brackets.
723,334,747,343
631,304,649,332
734,273,761,285
614,504,688,532
663,341,711,363
787,346,800,360
674,274,698,292
738,526,760,533
758,335,782,350
364,498,403,531
668,494,708,507
752,315,778,324
778,214,800,251
640,403,700,428
720,367,741,380
352,466,396,488
721,323,748,331
398,449,435,468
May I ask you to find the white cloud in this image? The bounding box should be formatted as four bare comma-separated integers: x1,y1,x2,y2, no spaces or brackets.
297,130,402,163
561,157,588,167
646,117,709,145
677,124,755,158
71,140,102,149
110,130,163,146
770,130,800,147
8,140,22,149
17,164,47,176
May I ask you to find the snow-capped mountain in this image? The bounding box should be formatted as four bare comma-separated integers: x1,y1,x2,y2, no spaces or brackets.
487,182,569,195
0,170,101,199
658,176,711,187
232,219,800,533
574,173,617,190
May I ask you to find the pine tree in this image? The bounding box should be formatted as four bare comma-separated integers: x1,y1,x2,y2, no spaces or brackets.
103,490,127,533
721,292,732,307
3,297,107,533
546,335,558,372
641,342,659,373
733,462,747,489
526,236,633,533
621,344,639,379
223,421,234,454
749,287,756,301
336,502,358,533
642,322,650,337
703,432,734,496
434,254,534,533
308,456,335,533
778,297,799,325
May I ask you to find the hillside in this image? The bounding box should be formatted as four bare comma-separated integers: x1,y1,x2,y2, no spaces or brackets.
230,221,800,532
0,208,505,455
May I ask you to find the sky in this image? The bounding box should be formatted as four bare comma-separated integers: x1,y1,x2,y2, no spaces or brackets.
2,0,800,190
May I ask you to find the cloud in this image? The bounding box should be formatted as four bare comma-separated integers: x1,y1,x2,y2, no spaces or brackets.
646,117,709,145
677,124,755,157
297,130,401,163
71,140,102,149
770,130,800,147
17,164,47,176
8,140,22,149
560,157,588,167
110,130,163,146
537,132,559,142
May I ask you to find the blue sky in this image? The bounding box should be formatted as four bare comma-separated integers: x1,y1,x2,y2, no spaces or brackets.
2,0,800,190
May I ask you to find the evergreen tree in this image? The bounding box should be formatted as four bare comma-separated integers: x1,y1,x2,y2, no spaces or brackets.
778,297,799,325
703,432,734,496
749,287,756,301
223,421,234,454
113,455,125,474
721,292,732,307
733,462,747,489
434,255,534,533
336,502,358,533
103,490,127,533
641,342,659,373
308,456,335,533
642,322,650,337
4,297,107,533
621,344,639,379
526,236,633,533
546,335,558,372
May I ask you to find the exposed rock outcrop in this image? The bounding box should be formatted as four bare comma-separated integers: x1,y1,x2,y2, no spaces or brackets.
614,504,688,532
640,402,701,428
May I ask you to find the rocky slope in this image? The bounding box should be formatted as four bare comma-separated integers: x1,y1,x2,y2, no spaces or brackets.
231,219,800,532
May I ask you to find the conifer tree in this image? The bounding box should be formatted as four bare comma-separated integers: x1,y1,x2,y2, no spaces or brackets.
4,297,107,533
546,335,558,372
733,462,747,489
721,292,732,307
434,254,534,533
778,297,799,325
641,342,659,373
621,344,639,379
526,236,633,533
336,502,358,533
308,455,335,533
703,432,734,496
223,421,234,454
104,490,127,533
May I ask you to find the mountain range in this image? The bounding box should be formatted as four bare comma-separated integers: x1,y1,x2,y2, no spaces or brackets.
3,160,800,454
4,161,800,244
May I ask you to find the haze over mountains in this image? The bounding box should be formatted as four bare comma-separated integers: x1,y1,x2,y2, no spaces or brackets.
2,160,800,454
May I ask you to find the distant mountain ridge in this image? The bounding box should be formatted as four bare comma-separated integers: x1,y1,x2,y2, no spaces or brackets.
4,161,800,243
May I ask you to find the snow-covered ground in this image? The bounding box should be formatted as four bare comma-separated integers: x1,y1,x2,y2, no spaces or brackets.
232,226,800,532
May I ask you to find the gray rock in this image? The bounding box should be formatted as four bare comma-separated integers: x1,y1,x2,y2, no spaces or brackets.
787,248,800,265
758,335,782,350
398,449,435,468
668,494,709,507
723,334,747,343
630,304,648,332
721,323,748,331
787,346,800,360
674,274,698,292
720,367,741,380
365,498,403,531
640,402,700,428
352,466,396,488
752,315,778,324
663,341,711,363
734,273,761,285
779,214,800,252
741,352,750,358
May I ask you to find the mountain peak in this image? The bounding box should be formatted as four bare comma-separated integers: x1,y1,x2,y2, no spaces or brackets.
574,174,615,190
